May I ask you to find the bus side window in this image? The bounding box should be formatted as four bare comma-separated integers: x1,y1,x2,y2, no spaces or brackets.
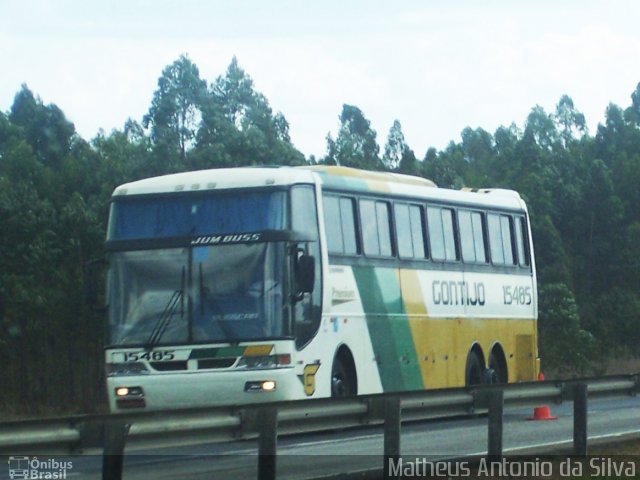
293,186,322,349
488,213,504,264
375,201,393,257
428,206,458,261
488,213,516,266
409,205,426,258
427,206,444,260
395,203,426,259
459,210,487,264
515,216,530,267
339,197,358,255
471,211,487,263
458,210,475,262
442,208,458,261
322,195,358,255
500,215,516,265
395,203,413,258
360,199,379,256
359,199,392,257
323,196,344,254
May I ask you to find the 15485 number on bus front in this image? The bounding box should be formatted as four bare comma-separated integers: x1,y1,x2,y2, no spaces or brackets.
123,350,176,362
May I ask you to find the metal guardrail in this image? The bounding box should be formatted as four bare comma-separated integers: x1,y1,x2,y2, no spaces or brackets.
1,374,639,480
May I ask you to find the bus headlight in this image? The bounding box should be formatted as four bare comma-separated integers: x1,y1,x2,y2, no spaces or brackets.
115,386,144,397
115,387,129,397
245,380,277,392
237,354,291,369
106,362,150,377
114,385,146,408
261,380,276,391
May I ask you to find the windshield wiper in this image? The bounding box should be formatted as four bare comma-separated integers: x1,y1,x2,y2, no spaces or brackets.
146,267,185,349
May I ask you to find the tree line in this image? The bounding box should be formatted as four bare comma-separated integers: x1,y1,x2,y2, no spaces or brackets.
1,55,639,416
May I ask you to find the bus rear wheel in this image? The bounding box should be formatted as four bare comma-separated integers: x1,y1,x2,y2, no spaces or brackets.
331,352,356,397
488,350,508,384
465,351,484,387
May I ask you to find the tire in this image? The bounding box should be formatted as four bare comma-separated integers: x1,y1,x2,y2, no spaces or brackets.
465,352,484,387
483,367,498,384
488,350,507,384
331,355,356,397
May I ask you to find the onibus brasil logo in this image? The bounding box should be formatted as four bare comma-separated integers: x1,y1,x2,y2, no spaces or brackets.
7,456,73,479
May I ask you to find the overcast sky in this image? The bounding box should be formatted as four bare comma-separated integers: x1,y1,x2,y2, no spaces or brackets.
2,1,640,159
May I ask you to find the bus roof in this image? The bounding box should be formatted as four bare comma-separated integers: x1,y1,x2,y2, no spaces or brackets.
111,167,318,196
302,165,437,188
301,166,525,211
112,166,525,211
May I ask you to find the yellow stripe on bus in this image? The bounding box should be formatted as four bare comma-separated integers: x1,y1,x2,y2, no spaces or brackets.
399,269,431,389
243,345,274,356
400,269,538,389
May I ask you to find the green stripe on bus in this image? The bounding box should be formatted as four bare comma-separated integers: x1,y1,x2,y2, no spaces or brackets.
352,266,423,392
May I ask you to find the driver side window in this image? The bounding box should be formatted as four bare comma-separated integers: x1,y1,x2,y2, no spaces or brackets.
291,186,322,348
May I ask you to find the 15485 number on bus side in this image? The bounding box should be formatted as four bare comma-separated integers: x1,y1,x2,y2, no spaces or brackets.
502,285,532,305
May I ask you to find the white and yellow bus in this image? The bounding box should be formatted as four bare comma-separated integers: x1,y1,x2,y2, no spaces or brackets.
104,166,538,411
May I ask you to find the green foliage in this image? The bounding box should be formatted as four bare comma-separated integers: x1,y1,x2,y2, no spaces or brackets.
624,82,640,125
9,85,76,168
553,94,587,147
524,105,559,151
421,143,465,189
538,283,597,375
195,57,305,168
382,120,406,170
382,120,420,175
323,105,383,170
143,55,207,168
0,105,104,414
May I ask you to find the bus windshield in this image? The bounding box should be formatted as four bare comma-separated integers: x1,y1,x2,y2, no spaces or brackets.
108,242,288,346
106,189,291,346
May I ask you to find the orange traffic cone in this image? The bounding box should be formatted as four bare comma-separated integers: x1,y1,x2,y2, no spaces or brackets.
528,372,558,421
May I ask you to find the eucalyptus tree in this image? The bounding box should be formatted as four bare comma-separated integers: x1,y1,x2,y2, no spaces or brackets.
382,120,406,171
9,85,75,169
143,55,207,168
324,104,382,170
624,82,640,125
197,57,304,167
553,95,587,148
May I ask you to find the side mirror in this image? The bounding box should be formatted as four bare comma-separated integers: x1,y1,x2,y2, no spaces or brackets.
296,254,315,294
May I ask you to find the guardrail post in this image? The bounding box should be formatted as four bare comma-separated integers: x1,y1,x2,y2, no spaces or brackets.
487,389,503,462
102,419,128,480
573,383,588,456
258,406,278,480
383,397,401,480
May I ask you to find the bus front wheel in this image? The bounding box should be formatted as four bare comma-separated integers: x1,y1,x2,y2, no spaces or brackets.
331,350,357,397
